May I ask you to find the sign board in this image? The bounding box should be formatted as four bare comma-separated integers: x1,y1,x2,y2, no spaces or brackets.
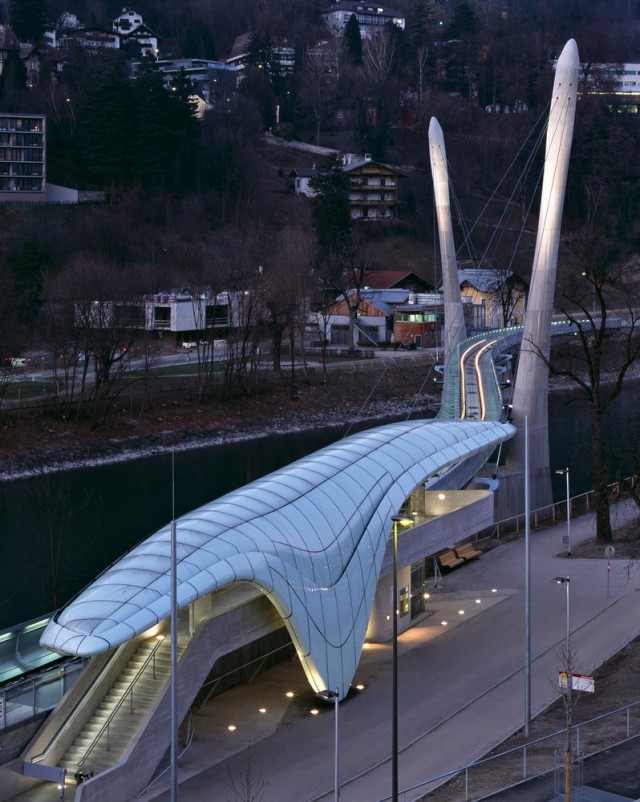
559,671,595,693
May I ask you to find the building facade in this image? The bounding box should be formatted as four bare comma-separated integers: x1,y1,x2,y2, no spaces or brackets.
0,114,45,201
321,0,406,38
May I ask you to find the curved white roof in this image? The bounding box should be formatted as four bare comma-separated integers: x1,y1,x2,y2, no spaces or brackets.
41,418,514,696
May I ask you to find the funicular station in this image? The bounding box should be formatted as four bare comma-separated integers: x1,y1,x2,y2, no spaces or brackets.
0,39,580,802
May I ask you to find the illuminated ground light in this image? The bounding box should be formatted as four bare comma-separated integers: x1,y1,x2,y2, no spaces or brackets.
286,691,294,698
491,588,498,593
258,708,267,714
423,593,430,600
441,620,448,626
363,642,371,649
355,684,365,691
475,598,481,604
310,708,319,716
228,725,237,732
458,609,465,615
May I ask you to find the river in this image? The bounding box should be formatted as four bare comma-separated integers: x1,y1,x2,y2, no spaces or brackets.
0,387,637,630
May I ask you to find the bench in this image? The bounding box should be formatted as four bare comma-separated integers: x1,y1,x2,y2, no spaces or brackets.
455,543,482,562
437,550,464,570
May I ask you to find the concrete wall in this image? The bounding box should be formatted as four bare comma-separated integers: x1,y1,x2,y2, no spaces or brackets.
0,644,134,802
75,595,283,802
368,490,494,642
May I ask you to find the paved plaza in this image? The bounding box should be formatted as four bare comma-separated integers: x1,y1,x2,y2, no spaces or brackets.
12,501,640,802
131,500,640,802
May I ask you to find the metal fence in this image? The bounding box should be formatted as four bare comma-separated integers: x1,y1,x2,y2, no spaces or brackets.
480,474,638,543
0,659,86,732
376,700,640,802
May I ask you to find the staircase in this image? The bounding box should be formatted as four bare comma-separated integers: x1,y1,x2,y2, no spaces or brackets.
60,635,176,779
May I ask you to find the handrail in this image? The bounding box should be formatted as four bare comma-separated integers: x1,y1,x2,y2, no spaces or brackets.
29,645,129,764
375,698,640,801
76,634,169,771
484,472,639,543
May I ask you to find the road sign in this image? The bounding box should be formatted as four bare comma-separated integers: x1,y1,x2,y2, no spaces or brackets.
559,671,595,692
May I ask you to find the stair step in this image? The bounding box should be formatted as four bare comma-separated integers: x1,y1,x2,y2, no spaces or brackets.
60,637,176,773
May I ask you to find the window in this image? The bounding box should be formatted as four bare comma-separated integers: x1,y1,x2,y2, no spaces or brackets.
154,306,171,327
206,304,229,325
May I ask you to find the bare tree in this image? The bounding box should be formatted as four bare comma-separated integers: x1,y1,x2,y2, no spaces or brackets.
49,253,146,426
11,460,93,612
543,233,640,542
362,30,396,89
487,266,527,327
301,50,335,146
226,749,266,802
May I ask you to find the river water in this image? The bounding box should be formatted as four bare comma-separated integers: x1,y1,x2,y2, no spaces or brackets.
0,388,637,630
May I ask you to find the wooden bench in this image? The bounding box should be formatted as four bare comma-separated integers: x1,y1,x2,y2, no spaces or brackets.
437,550,464,570
455,543,482,562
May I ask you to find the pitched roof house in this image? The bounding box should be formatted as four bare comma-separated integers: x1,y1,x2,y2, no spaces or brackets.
321,1,406,38
291,154,401,221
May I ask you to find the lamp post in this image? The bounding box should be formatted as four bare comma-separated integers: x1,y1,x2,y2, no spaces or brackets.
551,576,572,802
555,467,571,556
391,513,414,802
317,689,340,802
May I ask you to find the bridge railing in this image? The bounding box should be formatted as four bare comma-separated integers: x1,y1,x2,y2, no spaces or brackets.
484,474,639,542
0,658,86,733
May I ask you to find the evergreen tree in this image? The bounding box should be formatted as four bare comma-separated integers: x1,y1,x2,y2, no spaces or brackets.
74,59,137,188
0,48,27,108
10,0,46,43
309,153,352,259
10,242,45,340
344,14,362,65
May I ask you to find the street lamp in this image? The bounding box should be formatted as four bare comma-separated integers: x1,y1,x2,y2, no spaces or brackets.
317,689,340,801
391,513,415,802
551,576,572,802
555,468,571,556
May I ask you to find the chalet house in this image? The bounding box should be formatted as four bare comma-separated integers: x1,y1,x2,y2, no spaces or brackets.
57,28,120,52
343,155,400,220
113,8,159,57
313,267,520,349
317,288,409,347
458,267,526,329
313,288,444,348
321,1,406,38
359,270,432,292
43,12,81,48
289,166,318,196
20,44,42,87
291,154,401,221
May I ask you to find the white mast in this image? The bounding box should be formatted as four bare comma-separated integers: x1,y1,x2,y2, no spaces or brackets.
507,39,579,505
429,117,467,367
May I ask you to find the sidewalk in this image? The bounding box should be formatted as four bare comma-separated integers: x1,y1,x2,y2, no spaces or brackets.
134,500,640,802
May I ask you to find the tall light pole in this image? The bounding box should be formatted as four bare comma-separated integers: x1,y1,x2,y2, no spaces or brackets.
317,689,340,802
391,513,414,802
551,576,572,802
555,467,571,556
171,452,179,802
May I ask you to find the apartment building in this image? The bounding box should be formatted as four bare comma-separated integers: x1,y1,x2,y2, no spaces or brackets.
0,113,45,201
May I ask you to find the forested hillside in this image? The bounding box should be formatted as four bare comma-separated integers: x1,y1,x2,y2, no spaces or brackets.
1,0,640,374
